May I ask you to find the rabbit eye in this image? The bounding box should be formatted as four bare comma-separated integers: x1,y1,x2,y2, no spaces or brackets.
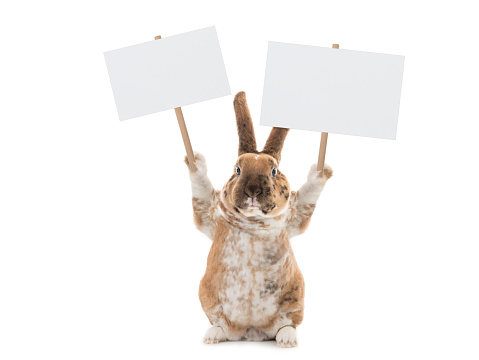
272,168,277,177
236,166,241,175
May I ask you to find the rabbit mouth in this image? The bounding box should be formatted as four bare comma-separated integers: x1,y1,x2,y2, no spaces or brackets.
233,197,261,215
247,197,259,208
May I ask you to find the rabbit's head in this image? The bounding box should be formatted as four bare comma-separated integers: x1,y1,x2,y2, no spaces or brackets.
222,92,291,218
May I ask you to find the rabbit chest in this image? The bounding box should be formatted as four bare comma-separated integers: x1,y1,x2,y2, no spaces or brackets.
217,225,291,325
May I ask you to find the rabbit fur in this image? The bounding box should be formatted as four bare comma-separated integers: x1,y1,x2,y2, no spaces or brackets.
185,92,333,347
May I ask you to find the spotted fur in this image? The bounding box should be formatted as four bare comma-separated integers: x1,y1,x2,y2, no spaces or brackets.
185,92,332,347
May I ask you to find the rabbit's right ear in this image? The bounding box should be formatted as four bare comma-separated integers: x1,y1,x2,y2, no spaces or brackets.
261,127,289,163
234,91,258,156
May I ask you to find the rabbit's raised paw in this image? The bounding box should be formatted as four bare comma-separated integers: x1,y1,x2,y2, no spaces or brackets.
184,152,208,173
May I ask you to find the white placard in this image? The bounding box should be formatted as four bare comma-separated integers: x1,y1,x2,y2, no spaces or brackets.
104,27,231,121
260,42,405,139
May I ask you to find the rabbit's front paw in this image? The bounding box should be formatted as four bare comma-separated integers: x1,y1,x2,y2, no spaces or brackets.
276,326,297,348
203,326,226,344
307,164,333,185
322,165,333,180
184,152,208,174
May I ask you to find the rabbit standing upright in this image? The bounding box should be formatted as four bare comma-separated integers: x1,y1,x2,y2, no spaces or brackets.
185,92,333,347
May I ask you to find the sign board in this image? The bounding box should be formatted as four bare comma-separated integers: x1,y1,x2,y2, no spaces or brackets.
104,26,231,121
260,42,404,139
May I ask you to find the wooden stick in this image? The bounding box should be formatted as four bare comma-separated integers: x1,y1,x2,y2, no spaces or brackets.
155,35,197,171
317,132,329,174
174,107,196,171
317,43,339,174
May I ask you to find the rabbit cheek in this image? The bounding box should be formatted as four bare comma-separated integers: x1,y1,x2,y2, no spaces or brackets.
261,178,290,216
234,189,249,210
259,195,275,215
222,180,247,212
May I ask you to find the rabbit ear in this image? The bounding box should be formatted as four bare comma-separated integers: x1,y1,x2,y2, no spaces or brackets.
261,127,290,163
234,91,257,156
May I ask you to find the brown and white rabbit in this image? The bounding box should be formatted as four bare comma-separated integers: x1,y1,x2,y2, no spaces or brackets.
185,92,333,347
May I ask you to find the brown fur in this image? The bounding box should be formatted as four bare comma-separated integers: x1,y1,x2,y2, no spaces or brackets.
198,220,229,319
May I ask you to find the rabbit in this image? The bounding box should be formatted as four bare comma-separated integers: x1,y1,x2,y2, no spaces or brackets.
184,91,333,347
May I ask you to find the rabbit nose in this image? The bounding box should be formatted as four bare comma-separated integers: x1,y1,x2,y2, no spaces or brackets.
245,186,262,198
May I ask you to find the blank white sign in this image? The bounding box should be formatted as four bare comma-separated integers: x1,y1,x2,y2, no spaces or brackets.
260,42,404,139
104,27,231,121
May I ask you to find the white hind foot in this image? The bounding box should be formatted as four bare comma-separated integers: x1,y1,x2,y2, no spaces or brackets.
203,326,226,344
276,326,297,348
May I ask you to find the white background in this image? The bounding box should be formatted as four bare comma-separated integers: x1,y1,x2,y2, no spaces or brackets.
1,1,478,359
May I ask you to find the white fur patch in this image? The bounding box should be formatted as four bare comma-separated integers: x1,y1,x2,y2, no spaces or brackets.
296,164,328,204
189,152,214,201
219,228,288,331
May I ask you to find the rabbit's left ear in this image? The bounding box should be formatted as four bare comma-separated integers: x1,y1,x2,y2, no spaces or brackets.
234,92,258,156
261,127,290,163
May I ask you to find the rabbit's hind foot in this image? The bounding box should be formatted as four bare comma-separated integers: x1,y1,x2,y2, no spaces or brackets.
203,326,226,344
276,326,297,348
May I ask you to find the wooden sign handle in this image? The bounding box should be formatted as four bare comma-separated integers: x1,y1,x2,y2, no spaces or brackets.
174,107,196,171
155,35,197,171
317,132,328,174
317,43,339,175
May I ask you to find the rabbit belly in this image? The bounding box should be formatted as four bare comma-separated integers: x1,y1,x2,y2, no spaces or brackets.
218,230,289,328
221,267,280,325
